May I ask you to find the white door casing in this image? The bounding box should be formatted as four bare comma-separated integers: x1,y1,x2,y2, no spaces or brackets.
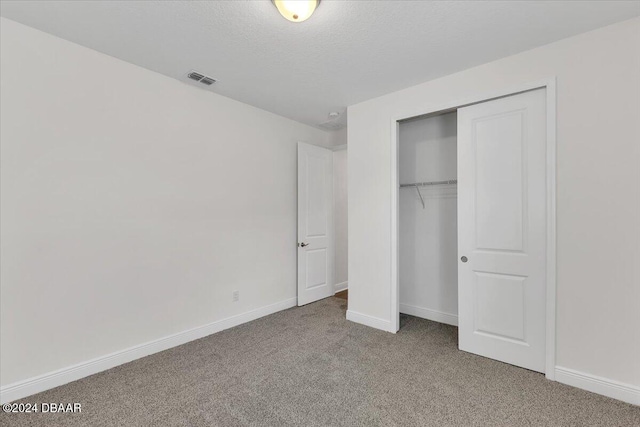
457,89,547,373
297,142,334,306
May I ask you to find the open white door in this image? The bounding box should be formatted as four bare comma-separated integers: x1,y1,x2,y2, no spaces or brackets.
458,89,547,373
297,142,334,306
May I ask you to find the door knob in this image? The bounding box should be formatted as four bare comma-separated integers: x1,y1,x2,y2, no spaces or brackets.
461,256,468,263
299,242,309,247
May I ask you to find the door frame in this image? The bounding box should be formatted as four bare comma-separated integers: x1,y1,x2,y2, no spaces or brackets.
389,78,557,380
331,144,348,295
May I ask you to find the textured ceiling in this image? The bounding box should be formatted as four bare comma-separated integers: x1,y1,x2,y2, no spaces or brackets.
1,1,639,129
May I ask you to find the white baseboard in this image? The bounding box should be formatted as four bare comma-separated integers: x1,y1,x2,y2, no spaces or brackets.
555,366,640,406
346,310,394,332
399,304,458,326
0,297,297,404
334,281,348,293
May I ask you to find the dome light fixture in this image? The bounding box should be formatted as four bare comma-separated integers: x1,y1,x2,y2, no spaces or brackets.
272,0,320,23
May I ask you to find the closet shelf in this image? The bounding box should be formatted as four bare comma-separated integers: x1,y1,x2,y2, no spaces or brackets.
399,179,457,188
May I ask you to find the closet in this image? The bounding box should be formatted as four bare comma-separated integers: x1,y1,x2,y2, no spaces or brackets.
399,111,458,326
396,88,549,374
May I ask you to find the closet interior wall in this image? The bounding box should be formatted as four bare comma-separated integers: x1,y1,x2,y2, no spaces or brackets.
399,112,458,325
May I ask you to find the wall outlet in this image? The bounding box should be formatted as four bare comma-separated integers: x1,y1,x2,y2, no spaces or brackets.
232,290,239,302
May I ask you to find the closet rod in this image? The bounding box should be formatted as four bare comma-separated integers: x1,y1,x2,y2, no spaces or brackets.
399,179,457,188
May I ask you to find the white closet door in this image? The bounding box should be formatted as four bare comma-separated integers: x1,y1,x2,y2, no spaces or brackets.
297,142,334,306
457,89,547,373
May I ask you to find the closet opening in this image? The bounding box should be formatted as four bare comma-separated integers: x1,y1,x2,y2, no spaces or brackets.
391,83,556,377
398,111,459,329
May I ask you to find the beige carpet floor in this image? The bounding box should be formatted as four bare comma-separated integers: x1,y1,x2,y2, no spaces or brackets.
1,297,639,426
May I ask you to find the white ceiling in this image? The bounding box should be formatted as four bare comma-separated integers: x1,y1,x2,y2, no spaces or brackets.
2,1,639,130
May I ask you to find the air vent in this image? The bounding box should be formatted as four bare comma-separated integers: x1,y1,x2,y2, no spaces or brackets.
318,120,345,130
185,70,217,87
188,72,205,81
318,110,346,130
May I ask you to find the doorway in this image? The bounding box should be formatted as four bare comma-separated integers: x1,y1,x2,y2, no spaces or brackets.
399,111,459,327
297,142,349,306
392,82,557,378
297,142,334,306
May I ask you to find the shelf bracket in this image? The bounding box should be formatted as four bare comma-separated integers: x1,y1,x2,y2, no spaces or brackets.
414,184,425,209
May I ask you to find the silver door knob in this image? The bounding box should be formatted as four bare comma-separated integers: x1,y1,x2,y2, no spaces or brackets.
299,242,309,247
461,256,468,263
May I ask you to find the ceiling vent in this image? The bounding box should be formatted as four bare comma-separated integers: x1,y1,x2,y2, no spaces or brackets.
318,110,346,131
318,120,344,130
186,70,217,87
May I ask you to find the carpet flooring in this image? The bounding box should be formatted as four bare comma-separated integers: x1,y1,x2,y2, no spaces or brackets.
2,297,639,426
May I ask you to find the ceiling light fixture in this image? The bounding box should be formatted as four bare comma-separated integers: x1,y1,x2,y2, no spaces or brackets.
272,0,320,23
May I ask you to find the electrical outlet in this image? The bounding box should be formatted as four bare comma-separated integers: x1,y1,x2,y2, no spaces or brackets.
232,290,239,302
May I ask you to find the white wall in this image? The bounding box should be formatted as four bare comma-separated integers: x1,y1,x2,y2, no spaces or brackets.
327,128,347,147
348,16,640,392
333,148,348,289
399,113,457,324
0,18,332,388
